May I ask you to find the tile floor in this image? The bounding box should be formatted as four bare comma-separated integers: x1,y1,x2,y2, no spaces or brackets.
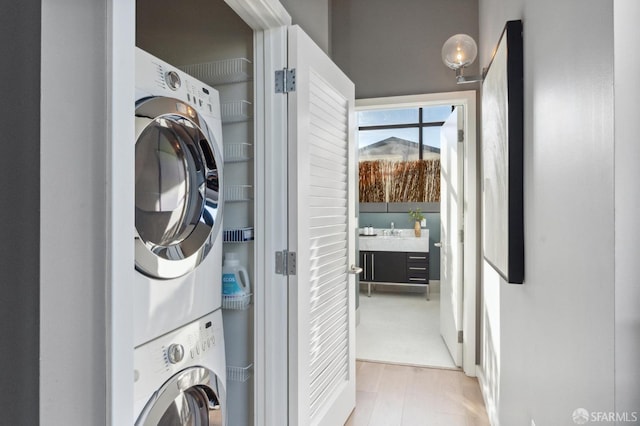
345,361,490,426
357,289,456,368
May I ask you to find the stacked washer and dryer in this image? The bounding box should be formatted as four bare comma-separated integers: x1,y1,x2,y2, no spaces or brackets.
133,47,227,426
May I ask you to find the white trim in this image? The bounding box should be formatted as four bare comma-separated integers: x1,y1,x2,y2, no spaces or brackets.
106,1,135,425
357,91,474,110
225,0,291,30
253,29,267,426
355,91,478,376
461,92,478,377
254,26,290,426
220,2,291,425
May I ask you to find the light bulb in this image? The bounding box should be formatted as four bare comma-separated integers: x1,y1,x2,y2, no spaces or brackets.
442,34,478,70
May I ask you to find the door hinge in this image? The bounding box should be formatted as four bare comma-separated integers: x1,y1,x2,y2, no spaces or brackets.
275,250,297,276
458,330,464,343
459,229,464,243
275,68,296,93
458,129,464,143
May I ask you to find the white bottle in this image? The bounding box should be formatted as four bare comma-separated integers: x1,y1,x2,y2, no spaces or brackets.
222,252,251,298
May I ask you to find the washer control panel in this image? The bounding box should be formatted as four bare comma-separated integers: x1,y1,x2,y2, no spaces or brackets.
133,309,225,421
136,316,218,376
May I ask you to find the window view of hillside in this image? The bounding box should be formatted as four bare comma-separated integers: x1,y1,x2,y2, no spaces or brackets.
358,106,451,203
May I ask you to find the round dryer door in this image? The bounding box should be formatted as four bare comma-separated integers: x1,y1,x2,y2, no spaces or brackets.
135,97,222,279
135,367,224,426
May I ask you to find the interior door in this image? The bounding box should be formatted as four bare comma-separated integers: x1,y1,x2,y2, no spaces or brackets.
287,25,357,426
439,106,464,367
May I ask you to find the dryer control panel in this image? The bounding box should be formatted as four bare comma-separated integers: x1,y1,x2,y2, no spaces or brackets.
135,47,221,120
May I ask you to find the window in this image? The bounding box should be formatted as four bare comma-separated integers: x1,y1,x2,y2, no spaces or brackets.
358,105,451,203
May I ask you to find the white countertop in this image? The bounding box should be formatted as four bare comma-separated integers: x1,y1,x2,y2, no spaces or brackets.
359,229,429,252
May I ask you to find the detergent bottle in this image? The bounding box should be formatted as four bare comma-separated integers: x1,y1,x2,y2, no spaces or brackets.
222,252,250,298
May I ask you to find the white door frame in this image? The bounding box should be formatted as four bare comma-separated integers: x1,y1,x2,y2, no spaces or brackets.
221,2,293,425
356,91,478,376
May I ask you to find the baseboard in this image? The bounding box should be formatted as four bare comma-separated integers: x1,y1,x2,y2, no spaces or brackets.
476,365,498,426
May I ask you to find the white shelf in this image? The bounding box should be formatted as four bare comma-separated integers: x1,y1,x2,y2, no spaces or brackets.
180,58,252,85
227,364,253,383
225,185,253,202
221,100,252,123
222,293,252,310
224,143,253,163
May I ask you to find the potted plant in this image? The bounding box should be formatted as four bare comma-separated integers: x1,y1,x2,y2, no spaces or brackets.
408,208,425,237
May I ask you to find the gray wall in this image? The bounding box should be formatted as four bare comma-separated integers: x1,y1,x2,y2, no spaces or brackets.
281,0,330,54
0,2,40,425
137,0,253,65
478,0,620,424
331,0,479,99
614,0,640,414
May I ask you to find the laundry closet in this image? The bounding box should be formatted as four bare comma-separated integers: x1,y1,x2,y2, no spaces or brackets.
137,0,255,423
134,1,358,424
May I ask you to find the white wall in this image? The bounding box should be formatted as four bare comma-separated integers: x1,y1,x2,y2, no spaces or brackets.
614,0,640,414
478,0,616,424
40,1,110,424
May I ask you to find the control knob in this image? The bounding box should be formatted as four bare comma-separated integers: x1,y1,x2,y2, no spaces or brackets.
166,343,185,364
164,71,181,90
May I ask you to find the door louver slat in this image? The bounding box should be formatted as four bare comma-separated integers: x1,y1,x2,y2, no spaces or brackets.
306,68,350,422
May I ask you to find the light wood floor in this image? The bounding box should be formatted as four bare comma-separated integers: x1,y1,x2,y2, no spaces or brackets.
345,361,490,426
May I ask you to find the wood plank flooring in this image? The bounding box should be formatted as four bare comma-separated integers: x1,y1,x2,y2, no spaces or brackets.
345,361,490,426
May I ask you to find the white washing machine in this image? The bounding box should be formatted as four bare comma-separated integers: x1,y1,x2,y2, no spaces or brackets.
134,47,224,346
134,309,226,425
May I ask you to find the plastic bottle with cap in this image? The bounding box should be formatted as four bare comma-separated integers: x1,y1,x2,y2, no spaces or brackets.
222,252,251,298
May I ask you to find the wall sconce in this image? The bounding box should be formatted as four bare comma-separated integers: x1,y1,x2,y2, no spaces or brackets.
442,34,483,84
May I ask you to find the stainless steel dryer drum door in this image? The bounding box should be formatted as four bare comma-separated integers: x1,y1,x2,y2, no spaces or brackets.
135,367,224,426
135,96,223,279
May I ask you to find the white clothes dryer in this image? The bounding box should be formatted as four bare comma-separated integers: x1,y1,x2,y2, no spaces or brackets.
134,309,226,426
134,47,224,346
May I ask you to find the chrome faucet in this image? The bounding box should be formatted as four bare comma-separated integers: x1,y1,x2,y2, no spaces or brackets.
390,222,399,236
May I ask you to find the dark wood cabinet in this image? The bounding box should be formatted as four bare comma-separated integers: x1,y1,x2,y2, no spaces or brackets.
359,250,430,299
360,251,406,282
406,252,429,285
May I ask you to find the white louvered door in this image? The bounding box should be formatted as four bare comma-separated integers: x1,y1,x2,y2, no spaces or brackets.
286,25,357,426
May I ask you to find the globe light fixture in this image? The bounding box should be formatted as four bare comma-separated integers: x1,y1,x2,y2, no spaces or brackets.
441,34,483,84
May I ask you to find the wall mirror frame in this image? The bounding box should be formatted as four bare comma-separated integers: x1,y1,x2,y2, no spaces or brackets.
481,19,524,284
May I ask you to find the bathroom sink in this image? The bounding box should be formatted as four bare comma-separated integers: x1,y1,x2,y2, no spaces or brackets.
359,229,429,252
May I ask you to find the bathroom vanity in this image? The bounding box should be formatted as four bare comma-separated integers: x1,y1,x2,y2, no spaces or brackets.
358,230,430,299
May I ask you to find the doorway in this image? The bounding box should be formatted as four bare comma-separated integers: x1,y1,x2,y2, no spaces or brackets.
355,91,478,375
